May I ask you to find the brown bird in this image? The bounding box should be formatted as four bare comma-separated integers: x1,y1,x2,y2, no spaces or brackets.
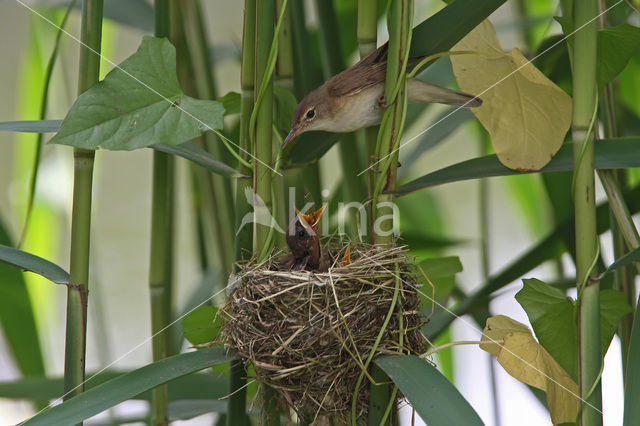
283,45,482,147
284,205,351,271
285,206,326,271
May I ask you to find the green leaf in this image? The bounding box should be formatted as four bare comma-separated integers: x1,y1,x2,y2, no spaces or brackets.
33,0,154,33
599,289,633,353
152,143,243,178
598,246,640,280
22,348,234,426
394,138,640,195
181,305,221,346
217,91,241,116
515,279,578,381
375,355,483,426
424,185,640,340
409,0,507,58
597,24,640,88
419,256,463,304
516,280,632,383
0,369,229,402
0,244,69,285
400,108,474,175
0,219,45,378
273,86,298,138
624,299,640,426
49,37,224,151
0,120,62,133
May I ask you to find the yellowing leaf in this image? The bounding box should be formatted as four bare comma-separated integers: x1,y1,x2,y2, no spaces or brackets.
481,316,579,425
451,20,572,171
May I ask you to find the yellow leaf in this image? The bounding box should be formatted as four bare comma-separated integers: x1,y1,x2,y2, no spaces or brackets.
451,20,572,171
481,316,579,425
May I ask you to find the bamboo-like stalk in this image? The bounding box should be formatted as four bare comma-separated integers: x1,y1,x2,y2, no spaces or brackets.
182,0,236,275
368,1,413,424
314,0,367,238
148,1,172,424
571,1,602,424
358,0,378,239
254,0,280,423
288,0,323,206
62,0,103,419
253,0,275,261
227,2,257,424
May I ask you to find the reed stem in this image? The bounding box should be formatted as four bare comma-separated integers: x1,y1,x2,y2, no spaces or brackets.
63,4,103,426
570,0,602,424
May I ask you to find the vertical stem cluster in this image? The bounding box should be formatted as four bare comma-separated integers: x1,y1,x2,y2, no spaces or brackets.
148,0,172,424
253,0,275,261
63,0,103,415
368,2,412,424
571,0,602,424
254,1,280,424
228,2,257,424
372,0,412,246
315,1,366,238
358,0,379,237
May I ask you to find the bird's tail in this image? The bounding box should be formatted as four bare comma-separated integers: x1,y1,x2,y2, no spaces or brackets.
407,79,482,108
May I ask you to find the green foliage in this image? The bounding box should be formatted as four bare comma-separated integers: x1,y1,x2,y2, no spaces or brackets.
23,348,234,426
596,24,640,89
419,256,462,303
0,244,69,285
0,219,45,379
516,279,632,383
181,305,221,346
49,37,225,150
516,278,579,381
395,138,640,195
375,355,483,426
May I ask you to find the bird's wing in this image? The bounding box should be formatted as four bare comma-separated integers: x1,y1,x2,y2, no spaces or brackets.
327,56,424,98
326,61,388,97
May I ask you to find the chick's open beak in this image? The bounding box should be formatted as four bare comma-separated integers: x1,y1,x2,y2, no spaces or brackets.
283,122,308,148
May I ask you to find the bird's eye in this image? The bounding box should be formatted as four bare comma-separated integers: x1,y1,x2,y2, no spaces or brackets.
306,109,315,119
297,229,306,239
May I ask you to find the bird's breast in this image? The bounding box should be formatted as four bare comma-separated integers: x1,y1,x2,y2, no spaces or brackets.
325,84,384,133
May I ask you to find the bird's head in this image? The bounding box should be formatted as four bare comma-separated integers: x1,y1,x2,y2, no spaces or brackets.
286,205,326,258
283,88,332,148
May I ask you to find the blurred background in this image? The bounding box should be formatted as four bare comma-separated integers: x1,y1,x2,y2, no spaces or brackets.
0,0,637,424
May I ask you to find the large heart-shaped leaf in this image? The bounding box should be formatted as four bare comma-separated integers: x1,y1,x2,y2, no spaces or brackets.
49,37,224,151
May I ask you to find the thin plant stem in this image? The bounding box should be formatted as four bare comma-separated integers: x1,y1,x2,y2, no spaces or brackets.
148,0,172,424
227,1,257,424
19,0,77,247
357,0,378,242
315,0,367,238
63,3,103,424
288,0,323,206
570,0,603,424
254,0,280,423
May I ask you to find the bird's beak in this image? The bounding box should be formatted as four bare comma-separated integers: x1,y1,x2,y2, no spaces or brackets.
295,204,326,232
309,205,326,228
283,122,308,149
295,211,315,234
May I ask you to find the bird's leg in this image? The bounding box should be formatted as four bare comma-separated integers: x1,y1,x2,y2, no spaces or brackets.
376,94,395,109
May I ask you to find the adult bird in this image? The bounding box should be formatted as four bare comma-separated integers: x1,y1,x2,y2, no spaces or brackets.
283,44,482,147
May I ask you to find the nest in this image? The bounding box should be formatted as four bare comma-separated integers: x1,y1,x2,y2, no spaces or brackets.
221,243,427,423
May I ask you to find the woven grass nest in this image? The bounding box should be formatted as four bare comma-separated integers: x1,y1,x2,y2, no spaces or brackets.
221,242,427,423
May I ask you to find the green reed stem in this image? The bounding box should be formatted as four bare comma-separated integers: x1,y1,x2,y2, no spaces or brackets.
570,0,602,424
63,3,103,424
